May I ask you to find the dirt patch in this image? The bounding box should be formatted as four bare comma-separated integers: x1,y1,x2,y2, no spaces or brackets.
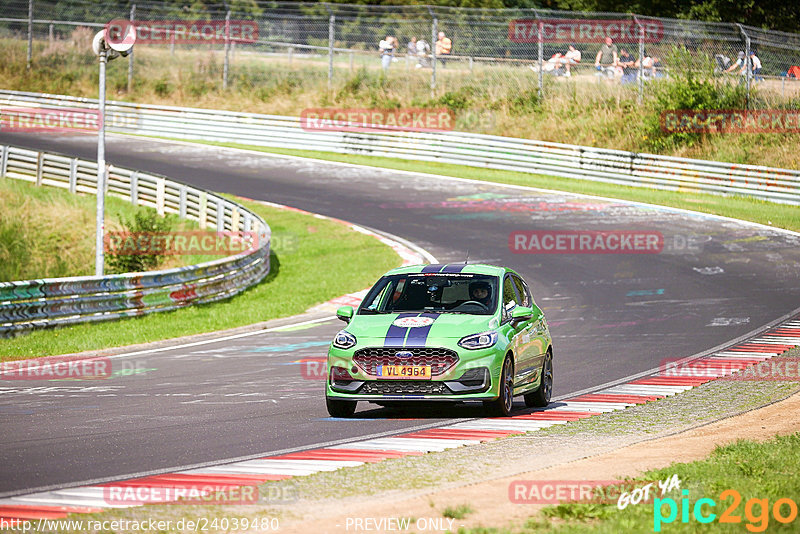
277,390,800,533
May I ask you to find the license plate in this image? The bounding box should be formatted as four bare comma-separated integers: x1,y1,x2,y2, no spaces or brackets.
376,365,432,379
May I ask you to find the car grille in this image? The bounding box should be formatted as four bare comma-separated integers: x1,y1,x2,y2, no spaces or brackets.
353,347,459,377
360,381,450,395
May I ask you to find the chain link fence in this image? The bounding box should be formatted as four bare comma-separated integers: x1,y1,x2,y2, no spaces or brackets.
2,1,800,109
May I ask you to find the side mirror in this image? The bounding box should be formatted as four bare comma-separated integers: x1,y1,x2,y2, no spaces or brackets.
336,305,354,323
511,306,533,321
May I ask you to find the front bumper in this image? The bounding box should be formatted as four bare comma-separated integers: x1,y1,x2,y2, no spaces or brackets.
326,344,503,401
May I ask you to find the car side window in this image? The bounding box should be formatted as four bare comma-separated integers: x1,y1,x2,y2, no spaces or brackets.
511,275,531,307
502,275,517,321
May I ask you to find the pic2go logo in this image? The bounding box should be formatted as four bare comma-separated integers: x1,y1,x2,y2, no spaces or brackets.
654,489,798,532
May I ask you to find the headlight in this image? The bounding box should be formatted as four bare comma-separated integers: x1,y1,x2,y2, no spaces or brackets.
332,330,357,349
458,331,498,350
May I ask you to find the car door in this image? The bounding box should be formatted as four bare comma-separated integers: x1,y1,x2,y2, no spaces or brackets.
507,274,539,388
502,274,534,390
513,274,547,387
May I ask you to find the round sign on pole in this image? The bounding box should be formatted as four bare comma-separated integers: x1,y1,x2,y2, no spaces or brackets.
105,19,136,53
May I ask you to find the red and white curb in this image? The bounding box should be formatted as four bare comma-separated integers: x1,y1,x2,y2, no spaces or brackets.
2,318,798,524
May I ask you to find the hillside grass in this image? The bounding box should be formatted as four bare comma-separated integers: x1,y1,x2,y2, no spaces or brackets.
2,32,799,170
0,177,207,281
0,195,400,358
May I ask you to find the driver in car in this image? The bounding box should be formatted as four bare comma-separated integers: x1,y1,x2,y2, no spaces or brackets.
468,280,492,307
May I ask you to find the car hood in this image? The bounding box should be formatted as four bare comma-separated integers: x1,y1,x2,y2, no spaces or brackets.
346,312,495,342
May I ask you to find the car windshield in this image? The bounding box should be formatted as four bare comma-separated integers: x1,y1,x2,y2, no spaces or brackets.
359,273,499,315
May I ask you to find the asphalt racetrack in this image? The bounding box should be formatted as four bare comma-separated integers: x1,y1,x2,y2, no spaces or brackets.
2,132,799,495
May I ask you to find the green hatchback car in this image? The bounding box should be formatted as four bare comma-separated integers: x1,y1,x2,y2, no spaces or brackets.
325,263,553,417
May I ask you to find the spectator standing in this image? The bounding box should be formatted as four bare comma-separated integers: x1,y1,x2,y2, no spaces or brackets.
750,51,763,81
435,31,452,67
595,37,618,78
618,48,637,84
379,35,395,72
407,36,417,66
415,38,431,68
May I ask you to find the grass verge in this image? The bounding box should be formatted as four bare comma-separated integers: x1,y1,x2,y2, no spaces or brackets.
193,140,800,234
0,196,400,359
0,178,206,281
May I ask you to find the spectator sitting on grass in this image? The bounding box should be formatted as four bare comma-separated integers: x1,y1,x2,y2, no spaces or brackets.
560,44,581,76
595,37,618,79
618,48,638,84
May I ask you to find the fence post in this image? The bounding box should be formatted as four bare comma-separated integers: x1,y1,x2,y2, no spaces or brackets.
48,23,53,42
327,6,335,88
536,13,543,100
469,56,473,73
349,51,354,72
737,24,751,110
223,10,231,90
634,15,644,103
26,0,33,70
288,46,293,66
179,185,187,219
127,3,135,93
430,7,437,94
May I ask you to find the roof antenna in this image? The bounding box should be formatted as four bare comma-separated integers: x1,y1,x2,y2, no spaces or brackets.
464,250,470,264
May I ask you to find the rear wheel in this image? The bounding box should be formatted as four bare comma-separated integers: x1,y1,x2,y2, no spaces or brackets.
524,349,553,408
484,356,514,417
326,397,357,418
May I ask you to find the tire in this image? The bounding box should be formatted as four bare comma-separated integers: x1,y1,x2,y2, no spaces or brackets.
525,349,553,408
326,397,357,418
484,356,514,417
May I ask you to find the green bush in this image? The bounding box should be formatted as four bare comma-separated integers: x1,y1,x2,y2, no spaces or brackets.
106,210,176,274
642,73,748,151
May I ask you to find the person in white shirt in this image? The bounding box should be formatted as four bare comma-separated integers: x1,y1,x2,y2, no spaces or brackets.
749,51,763,81
559,44,581,76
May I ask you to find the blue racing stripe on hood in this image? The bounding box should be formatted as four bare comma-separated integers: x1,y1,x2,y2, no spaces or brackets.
404,313,439,347
384,312,416,347
421,264,445,273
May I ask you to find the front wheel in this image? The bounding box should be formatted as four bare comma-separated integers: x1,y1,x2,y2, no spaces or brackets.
525,350,553,408
326,397,357,418
484,356,514,417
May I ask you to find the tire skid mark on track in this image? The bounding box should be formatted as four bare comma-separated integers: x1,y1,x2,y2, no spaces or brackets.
1,316,798,523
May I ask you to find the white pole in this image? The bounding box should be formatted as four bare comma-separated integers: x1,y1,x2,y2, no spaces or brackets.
95,49,107,276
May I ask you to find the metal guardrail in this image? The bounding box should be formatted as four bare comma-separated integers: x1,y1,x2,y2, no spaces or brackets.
0,143,271,337
2,90,799,206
